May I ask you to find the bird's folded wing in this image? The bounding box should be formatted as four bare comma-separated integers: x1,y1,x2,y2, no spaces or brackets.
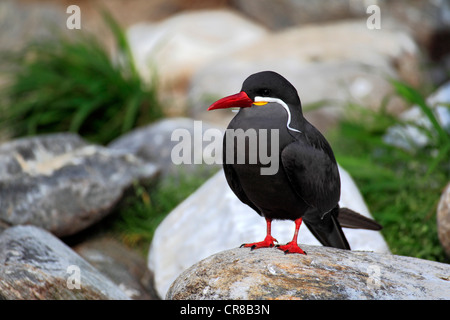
281,139,340,214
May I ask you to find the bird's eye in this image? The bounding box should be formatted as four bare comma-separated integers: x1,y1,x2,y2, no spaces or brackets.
260,89,271,96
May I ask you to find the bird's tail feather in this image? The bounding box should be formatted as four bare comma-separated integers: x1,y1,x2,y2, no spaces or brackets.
304,211,351,250
304,206,382,251
337,207,382,230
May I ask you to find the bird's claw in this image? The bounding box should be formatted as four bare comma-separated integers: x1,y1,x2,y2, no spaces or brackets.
276,241,307,255
240,235,278,250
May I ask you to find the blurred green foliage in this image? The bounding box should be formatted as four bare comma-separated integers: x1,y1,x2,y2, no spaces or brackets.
112,171,213,254
329,80,450,262
0,12,162,145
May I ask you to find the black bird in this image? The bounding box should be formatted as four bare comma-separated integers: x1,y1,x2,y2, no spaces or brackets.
208,71,381,254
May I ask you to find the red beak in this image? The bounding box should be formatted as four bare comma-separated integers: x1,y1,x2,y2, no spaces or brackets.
207,91,253,111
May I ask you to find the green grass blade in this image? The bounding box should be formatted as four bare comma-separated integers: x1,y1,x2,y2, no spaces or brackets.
121,91,142,133
391,79,450,145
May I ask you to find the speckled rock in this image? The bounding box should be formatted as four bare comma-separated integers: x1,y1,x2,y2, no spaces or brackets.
73,236,159,300
438,182,450,257
0,225,130,300
0,133,159,237
167,246,450,300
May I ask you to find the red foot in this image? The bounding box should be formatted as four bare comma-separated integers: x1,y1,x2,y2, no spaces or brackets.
240,235,278,250
276,241,307,255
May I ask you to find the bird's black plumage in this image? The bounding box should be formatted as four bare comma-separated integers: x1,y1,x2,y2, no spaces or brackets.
209,71,381,254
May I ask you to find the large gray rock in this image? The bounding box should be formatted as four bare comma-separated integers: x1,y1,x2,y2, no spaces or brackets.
231,0,450,79
0,225,130,299
127,9,267,115
167,246,450,300
231,0,369,30
0,0,67,53
128,9,267,85
73,236,159,300
148,167,389,299
0,133,159,237
109,117,221,178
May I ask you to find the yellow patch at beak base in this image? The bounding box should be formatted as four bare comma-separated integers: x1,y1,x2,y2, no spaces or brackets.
253,101,268,106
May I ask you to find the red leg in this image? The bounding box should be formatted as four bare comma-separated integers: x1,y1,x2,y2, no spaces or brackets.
276,218,307,255
241,218,278,250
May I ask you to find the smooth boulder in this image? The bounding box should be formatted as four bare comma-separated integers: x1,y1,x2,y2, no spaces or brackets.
0,133,159,237
127,9,267,115
0,225,130,299
167,246,450,300
73,236,159,300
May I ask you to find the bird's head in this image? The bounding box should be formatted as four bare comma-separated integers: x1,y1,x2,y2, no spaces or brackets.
207,71,301,111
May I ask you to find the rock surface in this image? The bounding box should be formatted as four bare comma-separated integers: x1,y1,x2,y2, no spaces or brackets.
231,0,369,30
148,167,389,299
127,9,267,115
73,236,159,300
438,183,450,257
167,246,450,300
109,117,221,178
231,0,450,85
0,133,159,237
128,9,266,85
0,225,130,299
0,0,67,53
